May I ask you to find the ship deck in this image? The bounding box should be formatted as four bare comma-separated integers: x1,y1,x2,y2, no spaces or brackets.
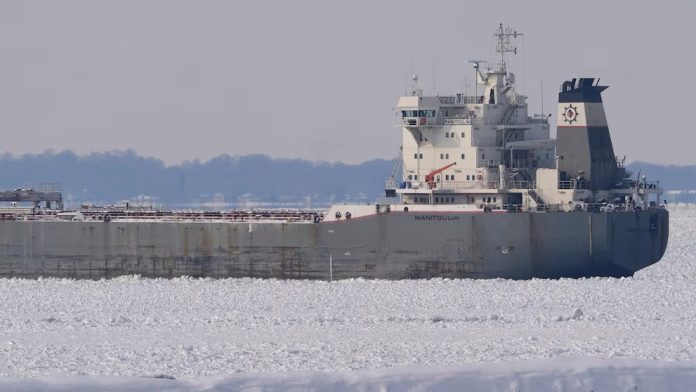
0,208,325,223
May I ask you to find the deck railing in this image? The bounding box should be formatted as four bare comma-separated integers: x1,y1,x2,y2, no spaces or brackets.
558,180,590,190
438,95,483,105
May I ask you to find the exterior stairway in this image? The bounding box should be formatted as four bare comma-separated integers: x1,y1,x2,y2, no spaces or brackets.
527,189,546,211
500,105,519,124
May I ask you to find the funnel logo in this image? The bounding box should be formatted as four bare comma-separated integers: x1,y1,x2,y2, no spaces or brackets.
563,105,580,124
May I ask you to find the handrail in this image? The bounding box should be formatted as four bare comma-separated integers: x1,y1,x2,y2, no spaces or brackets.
438,95,483,105
507,181,535,189
436,181,499,190
498,201,665,213
558,180,590,190
436,180,534,190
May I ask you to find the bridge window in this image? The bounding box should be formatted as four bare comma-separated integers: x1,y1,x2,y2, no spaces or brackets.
402,110,435,117
402,110,436,117
451,175,455,181
461,153,465,159
461,132,465,137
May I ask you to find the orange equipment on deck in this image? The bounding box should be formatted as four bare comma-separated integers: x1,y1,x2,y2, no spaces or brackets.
425,162,456,189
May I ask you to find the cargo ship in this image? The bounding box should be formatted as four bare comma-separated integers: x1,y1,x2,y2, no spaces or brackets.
0,25,668,280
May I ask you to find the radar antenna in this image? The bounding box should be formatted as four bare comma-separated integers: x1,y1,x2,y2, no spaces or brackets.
493,23,523,73
410,74,423,96
465,60,487,99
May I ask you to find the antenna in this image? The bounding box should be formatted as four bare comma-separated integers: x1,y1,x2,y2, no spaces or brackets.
493,23,523,73
540,79,544,116
433,57,436,95
465,60,486,99
432,58,436,96
411,74,422,96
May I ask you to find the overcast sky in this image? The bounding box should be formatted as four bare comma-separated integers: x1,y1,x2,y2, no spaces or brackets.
0,0,693,165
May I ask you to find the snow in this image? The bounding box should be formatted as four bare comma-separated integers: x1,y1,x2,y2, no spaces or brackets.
0,204,695,390
1,358,696,391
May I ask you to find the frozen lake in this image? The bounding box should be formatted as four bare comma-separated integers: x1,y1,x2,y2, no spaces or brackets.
0,206,694,384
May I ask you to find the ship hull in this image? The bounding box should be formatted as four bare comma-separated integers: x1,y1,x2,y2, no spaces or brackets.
0,209,668,280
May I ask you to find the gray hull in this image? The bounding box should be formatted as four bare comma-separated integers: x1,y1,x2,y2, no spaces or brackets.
0,209,668,280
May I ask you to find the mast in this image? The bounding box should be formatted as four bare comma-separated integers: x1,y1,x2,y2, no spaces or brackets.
493,23,523,73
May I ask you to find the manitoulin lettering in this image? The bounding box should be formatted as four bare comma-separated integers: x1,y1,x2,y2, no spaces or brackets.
414,215,460,221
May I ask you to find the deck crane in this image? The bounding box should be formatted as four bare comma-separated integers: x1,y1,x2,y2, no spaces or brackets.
384,147,403,198
425,162,456,189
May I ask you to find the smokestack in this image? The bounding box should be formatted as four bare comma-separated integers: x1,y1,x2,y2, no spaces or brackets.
556,78,617,190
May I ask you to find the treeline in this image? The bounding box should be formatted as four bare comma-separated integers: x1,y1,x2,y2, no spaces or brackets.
0,150,692,207
0,150,393,207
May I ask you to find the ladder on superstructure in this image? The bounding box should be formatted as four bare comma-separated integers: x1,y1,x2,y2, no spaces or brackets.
501,105,519,125
527,189,546,211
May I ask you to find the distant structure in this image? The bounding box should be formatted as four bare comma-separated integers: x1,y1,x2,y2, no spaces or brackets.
0,188,63,209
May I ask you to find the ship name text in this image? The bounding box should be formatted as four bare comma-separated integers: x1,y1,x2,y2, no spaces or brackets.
414,215,460,221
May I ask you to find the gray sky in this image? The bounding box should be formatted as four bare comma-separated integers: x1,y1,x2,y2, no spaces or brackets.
0,0,694,165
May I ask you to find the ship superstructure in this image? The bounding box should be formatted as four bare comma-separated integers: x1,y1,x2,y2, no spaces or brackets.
395,24,554,211
0,24,669,280
326,24,662,221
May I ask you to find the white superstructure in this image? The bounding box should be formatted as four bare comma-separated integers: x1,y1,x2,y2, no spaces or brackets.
395,24,555,211
325,23,663,222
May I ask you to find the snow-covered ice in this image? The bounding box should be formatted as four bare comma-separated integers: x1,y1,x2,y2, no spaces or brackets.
2,358,696,391
0,205,695,390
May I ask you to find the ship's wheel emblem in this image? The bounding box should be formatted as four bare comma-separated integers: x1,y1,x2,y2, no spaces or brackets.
563,105,580,124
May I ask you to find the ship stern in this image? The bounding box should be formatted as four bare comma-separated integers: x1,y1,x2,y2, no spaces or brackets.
606,208,669,276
